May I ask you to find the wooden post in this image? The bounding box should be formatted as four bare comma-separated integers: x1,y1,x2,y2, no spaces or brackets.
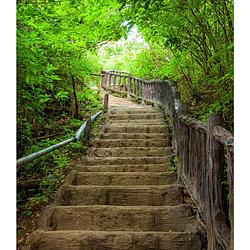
123,77,126,93
108,74,112,90
136,79,140,97
133,79,136,96
84,118,91,143
141,81,144,104
206,114,230,250
127,75,131,99
118,76,122,92
112,74,116,90
227,146,234,250
103,93,109,112
139,80,142,99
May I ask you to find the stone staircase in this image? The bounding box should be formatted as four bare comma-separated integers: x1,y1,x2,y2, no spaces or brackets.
26,101,205,249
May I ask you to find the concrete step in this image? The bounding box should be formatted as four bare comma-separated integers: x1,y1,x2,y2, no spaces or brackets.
38,205,199,232
28,230,203,250
89,147,170,157
99,132,168,140
109,113,164,120
85,156,171,166
55,184,182,206
104,125,167,133
74,164,171,172
93,139,168,148
73,172,176,186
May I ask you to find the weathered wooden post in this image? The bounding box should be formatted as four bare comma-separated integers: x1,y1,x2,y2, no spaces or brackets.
136,79,140,97
145,82,148,102
84,118,92,144
103,93,109,112
141,81,145,104
206,114,230,250
122,77,126,93
113,74,117,90
150,82,153,102
118,75,122,92
127,75,131,99
139,80,142,99
133,78,136,95
227,145,234,250
213,126,234,250
108,73,112,90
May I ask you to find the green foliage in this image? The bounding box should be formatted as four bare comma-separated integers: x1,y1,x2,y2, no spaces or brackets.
105,0,234,130
170,154,177,173
17,0,127,157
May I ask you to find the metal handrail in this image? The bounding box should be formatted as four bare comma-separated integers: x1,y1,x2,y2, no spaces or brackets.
17,110,103,167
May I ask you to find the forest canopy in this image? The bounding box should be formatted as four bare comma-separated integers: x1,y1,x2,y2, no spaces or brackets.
17,0,129,158
106,0,234,130
17,0,234,157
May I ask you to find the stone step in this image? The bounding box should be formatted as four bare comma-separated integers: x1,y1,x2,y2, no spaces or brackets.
73,172,176,185
99,132,168,140
38,205,199,232
110,108,161,114
89,147,170,157
28,230,202,250
85,156,171,166
108,119,165,125
93,139,168,148
55,184,182,206
104,125,167,133
74,164,171,172
109,113,164,120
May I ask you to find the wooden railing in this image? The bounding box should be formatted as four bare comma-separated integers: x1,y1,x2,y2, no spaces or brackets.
101,70,234,250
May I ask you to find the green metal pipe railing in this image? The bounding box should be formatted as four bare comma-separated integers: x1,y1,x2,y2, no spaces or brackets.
17,110,103,167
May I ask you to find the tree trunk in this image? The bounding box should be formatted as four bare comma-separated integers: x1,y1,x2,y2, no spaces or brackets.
71,74,79,119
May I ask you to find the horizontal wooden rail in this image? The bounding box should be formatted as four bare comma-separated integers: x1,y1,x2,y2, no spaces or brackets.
100,69,233,250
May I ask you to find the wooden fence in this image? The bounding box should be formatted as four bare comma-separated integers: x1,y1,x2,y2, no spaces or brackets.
101,70,234,250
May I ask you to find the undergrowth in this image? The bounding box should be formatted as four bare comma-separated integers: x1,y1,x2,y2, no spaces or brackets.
17,111,108,248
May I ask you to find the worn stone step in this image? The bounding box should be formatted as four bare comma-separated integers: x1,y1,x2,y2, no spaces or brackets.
73,172,176,185
93,139,168,148
85,156,171,166
110,108,161,114
28,230,203,250
55,184,182,206
108,119,165,125
109,113,164,120
89,147,170,157
75,164,171,172
104,125,167,133
99,132,168,140
38,205,199,232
